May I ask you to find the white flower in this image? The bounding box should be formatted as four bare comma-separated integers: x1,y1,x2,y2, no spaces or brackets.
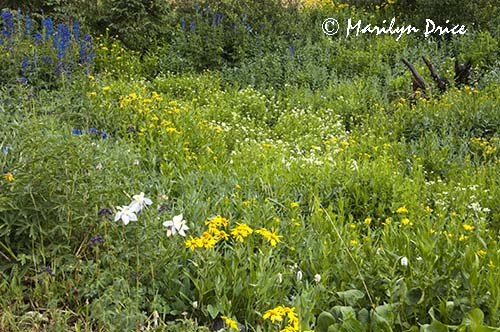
114,205,138,225
401,256,409,267
314,274,321,283
163,214,189,237
129,192,152,212
277,273,283,284
297,270,303,281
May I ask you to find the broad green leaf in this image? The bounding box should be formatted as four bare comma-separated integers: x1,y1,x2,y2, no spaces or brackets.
337,289,365,306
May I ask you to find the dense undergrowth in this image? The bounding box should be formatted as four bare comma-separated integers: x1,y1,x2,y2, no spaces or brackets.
1,1,500,331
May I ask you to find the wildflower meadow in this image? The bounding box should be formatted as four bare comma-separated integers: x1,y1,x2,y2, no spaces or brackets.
1,1,500,331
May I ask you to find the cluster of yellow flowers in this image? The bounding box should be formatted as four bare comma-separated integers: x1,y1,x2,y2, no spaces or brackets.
471,137,498,157
263,305,299,332
185,216,283,250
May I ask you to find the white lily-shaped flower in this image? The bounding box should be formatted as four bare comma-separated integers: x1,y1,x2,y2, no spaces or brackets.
129,192,152,212
163,214,189,237
114,205,138,225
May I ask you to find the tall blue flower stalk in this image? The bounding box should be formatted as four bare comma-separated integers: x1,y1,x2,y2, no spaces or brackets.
1,9,14,38
0,8,95,84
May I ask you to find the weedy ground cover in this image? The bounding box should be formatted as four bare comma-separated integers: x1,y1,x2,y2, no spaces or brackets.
1,2,500,331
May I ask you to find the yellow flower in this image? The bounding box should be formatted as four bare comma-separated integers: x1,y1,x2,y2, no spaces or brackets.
364,217,372,226
396,205,408,214
350,239,359,246
290,202,300,209
88,91,97,97
462,224,475,232
230,223,253,242
476,250,487,257
255,228,283,247
102,86,111,92
205,215,229,230
459,234,469,241
185,237,202,251
383,218,392,225
200,231,218,248
221,316,238,330
3,172,14,181
425,206,433,213
401,218,412,226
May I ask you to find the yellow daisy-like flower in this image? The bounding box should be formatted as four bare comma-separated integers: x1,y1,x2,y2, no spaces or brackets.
401,218,413,226
221,316,238,330
462,224,475,232
255,228,283,247
364,217,372,226
185,237,201,251
3,172,14,181
396,205,408,214
230,223,253,242
290,202,300,209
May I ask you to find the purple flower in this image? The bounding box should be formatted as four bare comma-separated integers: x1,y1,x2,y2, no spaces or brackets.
180,19,186,31
89,234,104,246
88,127,98,134
190,21,196,33
72,129,82,135
289,43,295,57
98,207,113,217
99,131,108,140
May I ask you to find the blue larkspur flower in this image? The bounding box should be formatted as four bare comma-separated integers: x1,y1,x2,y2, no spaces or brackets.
190,21,195,33
1,9,14,38
180,19,185,31
33,32,42,44
55,22,71,59
41,17,54,40
73,21,80,40
72,129,82,135
25,15,33,35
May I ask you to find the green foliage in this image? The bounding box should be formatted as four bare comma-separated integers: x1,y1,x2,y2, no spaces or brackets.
1,2,500,332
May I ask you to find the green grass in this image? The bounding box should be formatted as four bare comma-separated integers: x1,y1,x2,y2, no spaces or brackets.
1,3,500,332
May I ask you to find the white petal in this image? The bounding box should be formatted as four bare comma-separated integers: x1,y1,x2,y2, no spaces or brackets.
144,198,152,205
178,229,186,237
173,214,183,223
129,213,138,221
163,220,173,227
114,212,122,222
166,228,173,237
129,202,140,212
122,215,130,225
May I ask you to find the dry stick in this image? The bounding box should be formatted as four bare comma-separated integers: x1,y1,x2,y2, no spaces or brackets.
401,58,427,91
422,57,447,92
322,205,375,306
455,60,472,86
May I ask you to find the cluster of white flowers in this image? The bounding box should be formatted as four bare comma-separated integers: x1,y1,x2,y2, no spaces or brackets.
114,192,152,225
114,192,189,237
